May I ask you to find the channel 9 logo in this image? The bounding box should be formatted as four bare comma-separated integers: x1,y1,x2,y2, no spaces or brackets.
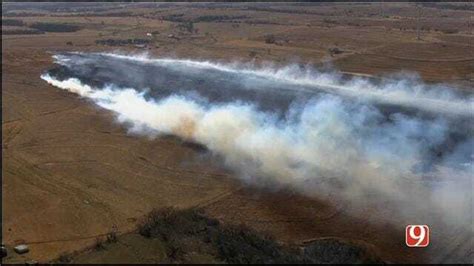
406,225,429,247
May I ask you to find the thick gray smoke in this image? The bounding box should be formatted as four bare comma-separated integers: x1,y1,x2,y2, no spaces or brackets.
41,52,473,235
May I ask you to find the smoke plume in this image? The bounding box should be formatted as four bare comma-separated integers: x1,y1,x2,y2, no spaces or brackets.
41,52,473,236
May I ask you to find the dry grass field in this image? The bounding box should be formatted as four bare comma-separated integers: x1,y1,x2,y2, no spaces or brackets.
2,2,473,264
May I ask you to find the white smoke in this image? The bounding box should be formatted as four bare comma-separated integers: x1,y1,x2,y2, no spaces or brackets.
41,53,473,233
93,52,474,117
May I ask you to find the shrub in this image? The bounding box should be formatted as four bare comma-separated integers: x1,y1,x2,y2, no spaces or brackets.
323,18,338,24
264,34,276,44
441,29,459,34
30,22,81,32
302,238,384,264
138,207,208,240
57,252,73,263
2,28,44,35
2,19,24,26
162,14,185,22
211,225,300,264
93,237,105,251
192,15,248,23
328,47,344,56
95,38,150,46
137,208,385,264
177,22,194,33
106,230,118,243
138,208,302,263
